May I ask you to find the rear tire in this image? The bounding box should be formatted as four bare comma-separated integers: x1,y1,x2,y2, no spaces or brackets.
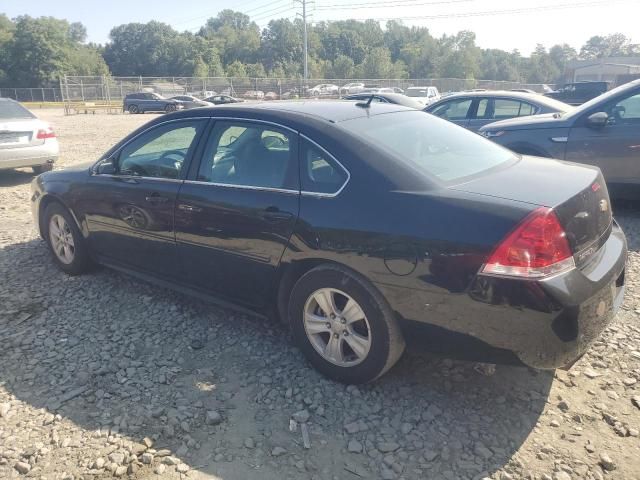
43,202,92,276
128,104,139,114
289,265,405,383
32,163,53,174
165,104,177,113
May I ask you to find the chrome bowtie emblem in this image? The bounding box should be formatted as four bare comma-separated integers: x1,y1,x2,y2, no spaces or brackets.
599,199,609,212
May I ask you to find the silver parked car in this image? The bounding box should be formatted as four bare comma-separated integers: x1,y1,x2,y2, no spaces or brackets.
170,95,213,109
426,91,572,132
0,98,58,174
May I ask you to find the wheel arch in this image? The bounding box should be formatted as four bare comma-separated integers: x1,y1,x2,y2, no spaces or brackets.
38,194,83,239
275,258,385,326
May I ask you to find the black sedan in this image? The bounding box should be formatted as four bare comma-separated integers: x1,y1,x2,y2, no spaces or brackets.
342,92,424,109
31,101,626,383
204,94,243,105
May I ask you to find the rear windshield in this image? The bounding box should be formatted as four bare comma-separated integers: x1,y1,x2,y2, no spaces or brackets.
0,100,35,120
406,89,428,97
340,110,516,182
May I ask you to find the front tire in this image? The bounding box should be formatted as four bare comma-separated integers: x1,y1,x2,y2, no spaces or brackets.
165,104,177,113
43,203,92,275
289,265,405,384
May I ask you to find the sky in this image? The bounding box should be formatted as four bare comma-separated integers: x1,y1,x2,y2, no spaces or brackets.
2,0,639,55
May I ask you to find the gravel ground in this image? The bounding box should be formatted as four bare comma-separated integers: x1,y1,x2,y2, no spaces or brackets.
1,109,639,480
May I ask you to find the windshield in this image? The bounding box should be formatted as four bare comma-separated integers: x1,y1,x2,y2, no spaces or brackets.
340,110,516,182
564,81,638,118
537,96,574,113
0,101,35,120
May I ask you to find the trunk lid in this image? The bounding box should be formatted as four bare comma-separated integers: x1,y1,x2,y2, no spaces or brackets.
0,119,46,149
451,155,612,266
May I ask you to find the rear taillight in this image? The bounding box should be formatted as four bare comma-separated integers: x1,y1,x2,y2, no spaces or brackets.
481,207,574,278
36,126,56,139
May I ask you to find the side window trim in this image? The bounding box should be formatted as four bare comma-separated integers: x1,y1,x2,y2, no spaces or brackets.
91,117,207,181
299,134,351,198
186,117,300,194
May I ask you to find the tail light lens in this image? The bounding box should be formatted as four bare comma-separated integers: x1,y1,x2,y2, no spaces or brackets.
482,207,574,278
36,125,56,139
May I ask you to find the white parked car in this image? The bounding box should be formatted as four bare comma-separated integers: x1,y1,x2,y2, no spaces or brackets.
339,82,365,95
0,98,58,174
406,86,441,105
308,84,339,97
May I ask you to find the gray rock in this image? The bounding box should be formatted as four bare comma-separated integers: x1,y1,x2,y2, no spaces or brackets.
271,446,287,457
292,409,310,423
599,453,616,471
141,453,154,464
206,410,223,425
378,442,400,453
474,442,493,460
244,438,255,449
347,439,363,453
163,456,181,465
344,421,360,434
114,465,127,477
108,452,125,465
14,462,31,474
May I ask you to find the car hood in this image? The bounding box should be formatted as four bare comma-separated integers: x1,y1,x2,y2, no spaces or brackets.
480,112,570,131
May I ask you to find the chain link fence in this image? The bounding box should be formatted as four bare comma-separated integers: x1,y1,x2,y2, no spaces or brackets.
0,87,62,102
54,76,549,113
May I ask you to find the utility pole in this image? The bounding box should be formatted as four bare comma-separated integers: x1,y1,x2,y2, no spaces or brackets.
302,0,308,82
295,0,311,83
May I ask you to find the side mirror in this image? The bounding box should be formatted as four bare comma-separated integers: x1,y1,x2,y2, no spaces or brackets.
587,111,609,128
95,158,116,175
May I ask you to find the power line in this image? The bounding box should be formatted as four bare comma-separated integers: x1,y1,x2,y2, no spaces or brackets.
252,5,297,23
338,0,630,21
315,0,473,10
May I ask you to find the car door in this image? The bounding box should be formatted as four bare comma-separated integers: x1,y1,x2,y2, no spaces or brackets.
82,118,208,276
429,98,473,128
565,87,640,187
174,119,300,307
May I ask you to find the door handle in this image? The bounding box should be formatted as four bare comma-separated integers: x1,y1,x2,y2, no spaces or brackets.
178,203,202,212
145,194,169,203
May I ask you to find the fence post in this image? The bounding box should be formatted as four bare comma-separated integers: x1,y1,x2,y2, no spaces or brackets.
80,79,85,101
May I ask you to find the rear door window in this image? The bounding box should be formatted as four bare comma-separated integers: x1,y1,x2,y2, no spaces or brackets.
430,99,472,120
300,139,348,195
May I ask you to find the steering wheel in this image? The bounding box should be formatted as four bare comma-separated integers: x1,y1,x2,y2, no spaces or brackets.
159,149,187,163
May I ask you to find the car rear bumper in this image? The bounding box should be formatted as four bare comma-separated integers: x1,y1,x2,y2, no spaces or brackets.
379,222,627,369
0,141,58,169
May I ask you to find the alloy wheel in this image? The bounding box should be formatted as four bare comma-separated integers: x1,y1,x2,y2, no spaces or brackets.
48,214,75,264
303,288,371,367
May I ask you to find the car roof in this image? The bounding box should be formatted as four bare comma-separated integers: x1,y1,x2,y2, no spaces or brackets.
186,100,411,123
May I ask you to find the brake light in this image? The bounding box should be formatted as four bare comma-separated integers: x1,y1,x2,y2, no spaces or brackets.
482,207,574,278
36,125,56,139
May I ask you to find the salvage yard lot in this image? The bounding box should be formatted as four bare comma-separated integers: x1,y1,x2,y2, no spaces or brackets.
1,109,639,480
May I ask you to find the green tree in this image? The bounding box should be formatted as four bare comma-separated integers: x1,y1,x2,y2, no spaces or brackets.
226,60,247,77
580,33,640,59
3,16,107,86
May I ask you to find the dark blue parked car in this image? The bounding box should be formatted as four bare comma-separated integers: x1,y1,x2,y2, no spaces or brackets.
123,92,184,114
